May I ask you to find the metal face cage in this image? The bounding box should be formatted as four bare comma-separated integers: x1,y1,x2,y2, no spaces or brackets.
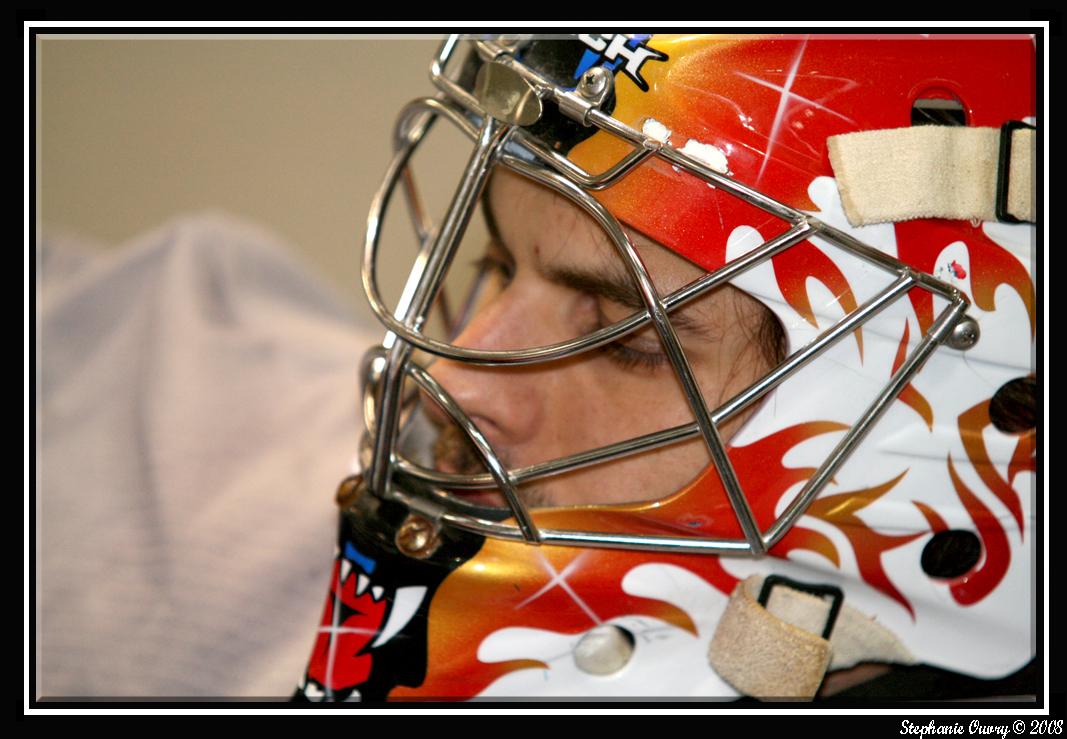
358,35,971,557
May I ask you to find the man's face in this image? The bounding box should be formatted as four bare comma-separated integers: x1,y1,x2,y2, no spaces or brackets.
428,169,775,509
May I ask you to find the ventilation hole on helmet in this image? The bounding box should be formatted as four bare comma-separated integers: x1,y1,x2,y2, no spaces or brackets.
911,95,967,126
921,530,982,579
573,624,635,676
989,377,1037,433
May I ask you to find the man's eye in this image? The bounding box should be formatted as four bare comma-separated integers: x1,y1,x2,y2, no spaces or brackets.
602,341,670,371
594,302,669,372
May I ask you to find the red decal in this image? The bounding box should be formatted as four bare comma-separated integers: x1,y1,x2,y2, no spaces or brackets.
959,400,1025,538
733,420,851,529
896,221,1033,337
307,559,388,691
730,420,849,564
772,527,841,567
892,320,934,430
1008,430,1037,486
913,500,949,534
945,456,1011,606
805,471,922,617
966,230,1034,339
771,240,863,360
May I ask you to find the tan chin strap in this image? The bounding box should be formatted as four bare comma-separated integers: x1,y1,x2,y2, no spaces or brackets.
708,575,916,700
827,122,1035,227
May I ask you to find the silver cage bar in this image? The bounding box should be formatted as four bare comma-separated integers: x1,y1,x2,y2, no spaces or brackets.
358,35,970,556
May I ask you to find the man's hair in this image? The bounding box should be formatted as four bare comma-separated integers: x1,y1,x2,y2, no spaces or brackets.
757,309,787,369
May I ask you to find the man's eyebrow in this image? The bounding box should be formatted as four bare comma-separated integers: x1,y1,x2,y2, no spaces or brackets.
542,264,705,335
544,264,645,311
483,182,708,337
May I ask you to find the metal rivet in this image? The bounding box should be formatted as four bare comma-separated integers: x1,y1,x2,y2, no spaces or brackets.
574,624,635,676
945,315,980,350
395,514,441,559
335,474,365,510
577,66,609,100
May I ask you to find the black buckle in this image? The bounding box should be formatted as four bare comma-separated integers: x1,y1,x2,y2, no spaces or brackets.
995,120,1036,224
758,574,844,640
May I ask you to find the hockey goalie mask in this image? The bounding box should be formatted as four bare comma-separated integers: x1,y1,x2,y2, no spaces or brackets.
298,34,1037,701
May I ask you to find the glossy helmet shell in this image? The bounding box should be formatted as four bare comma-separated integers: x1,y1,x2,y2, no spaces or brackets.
308,34,1037,699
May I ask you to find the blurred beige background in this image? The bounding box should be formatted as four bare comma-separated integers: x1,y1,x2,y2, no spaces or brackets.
37,34,469,319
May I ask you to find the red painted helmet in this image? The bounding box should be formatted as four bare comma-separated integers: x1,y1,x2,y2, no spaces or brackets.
298,34,1037,700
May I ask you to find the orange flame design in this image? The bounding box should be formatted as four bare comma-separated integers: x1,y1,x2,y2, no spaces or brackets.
1008,430,1037,486
804,471,922,616
895,220,1035,338
958,400,1025,537
966,229,1036,340
390,541,728,699
913,500,948,533
393,420,854,698
892,320,934,430
771,240,863,360
893,221,945,336
733,420,849,565
945,455,1011,606
731,421,850,526
773,526,841,567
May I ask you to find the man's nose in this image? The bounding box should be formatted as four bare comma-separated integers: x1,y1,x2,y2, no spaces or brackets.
423,287,547,446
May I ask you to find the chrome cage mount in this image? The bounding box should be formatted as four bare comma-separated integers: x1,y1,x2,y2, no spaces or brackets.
358,35,971,557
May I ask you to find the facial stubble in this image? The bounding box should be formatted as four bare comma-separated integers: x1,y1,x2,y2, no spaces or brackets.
432,421,554,509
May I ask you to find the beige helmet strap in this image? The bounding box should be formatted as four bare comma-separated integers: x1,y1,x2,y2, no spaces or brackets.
708,575,917,700
827,122,1035,227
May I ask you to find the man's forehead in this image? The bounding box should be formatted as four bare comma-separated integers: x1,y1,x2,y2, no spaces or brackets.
487,168,705,295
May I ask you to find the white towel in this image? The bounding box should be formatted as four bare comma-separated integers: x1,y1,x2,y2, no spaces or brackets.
36,213,381,698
